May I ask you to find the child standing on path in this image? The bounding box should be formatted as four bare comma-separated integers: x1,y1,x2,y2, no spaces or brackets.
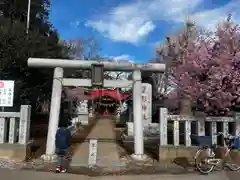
55,119,72,173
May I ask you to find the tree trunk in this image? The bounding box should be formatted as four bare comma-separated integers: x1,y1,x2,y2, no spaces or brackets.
180,98,192,115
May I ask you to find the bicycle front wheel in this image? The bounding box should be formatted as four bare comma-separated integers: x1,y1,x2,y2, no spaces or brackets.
225,149,240,171
226,163,240,171
195,149,215,174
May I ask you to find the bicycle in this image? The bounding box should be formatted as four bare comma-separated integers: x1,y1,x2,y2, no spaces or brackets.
191,132,240,174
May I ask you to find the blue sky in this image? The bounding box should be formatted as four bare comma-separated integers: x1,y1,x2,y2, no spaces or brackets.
49,0,239,62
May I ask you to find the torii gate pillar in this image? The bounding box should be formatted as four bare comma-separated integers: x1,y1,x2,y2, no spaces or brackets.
132,70,145,159
45,67,63,160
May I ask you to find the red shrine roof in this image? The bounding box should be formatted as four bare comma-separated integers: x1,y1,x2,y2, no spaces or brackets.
88,89,130,101
64,87,130,101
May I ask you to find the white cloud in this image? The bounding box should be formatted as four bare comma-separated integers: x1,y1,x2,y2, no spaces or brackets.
104,54,134,62
86,0,240,44
112,54,133,61
86,0,202,44
191,0,240,31
86,18,155,44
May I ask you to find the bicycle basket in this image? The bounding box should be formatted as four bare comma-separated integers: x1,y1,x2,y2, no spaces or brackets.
232,137,240,149
190,135,212,147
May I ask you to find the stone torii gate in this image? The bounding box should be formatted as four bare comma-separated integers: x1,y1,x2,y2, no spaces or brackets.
28,58,165,161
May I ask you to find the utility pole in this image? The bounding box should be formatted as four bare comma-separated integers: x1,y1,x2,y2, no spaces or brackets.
0,50,3,112
26,0,31,37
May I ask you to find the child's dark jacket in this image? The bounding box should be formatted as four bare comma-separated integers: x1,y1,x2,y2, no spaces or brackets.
55,127,72,150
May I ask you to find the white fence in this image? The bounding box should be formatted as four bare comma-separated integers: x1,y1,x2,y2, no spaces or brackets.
125,107,240,146
0,105,31,144
160,108,240,146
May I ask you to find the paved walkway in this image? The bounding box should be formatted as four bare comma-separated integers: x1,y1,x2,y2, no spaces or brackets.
1,168,237,180
70,117,121,167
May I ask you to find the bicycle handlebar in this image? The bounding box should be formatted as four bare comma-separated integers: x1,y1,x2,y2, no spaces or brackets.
215,132,235,139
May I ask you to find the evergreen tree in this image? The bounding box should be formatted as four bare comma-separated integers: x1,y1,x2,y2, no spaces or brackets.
0,0,70,113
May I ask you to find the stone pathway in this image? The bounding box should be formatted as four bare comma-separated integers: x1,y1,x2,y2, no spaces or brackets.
70,117,122,167
0,159,25,169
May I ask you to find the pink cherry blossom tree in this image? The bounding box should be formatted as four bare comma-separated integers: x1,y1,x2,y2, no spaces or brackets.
158,18,240,115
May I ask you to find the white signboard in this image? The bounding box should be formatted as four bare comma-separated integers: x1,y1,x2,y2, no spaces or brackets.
0,80,14,107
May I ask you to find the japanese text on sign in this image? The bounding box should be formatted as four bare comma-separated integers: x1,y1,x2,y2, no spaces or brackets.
142,84,151,121
0,80,14,107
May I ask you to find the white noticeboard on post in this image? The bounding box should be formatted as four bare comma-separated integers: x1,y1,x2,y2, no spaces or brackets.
0,80,15,107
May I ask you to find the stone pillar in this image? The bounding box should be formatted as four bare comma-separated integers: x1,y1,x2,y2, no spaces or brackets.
9,117,17,143
89,107,93,118
18,105,31,144
159,108,168,146
195,111,206,137
0,117,7,144
43,67,63,161
132,70,146,160
126,122,134,136
235,112,240,135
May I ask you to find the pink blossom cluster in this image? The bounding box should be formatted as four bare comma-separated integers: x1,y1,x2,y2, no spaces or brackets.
170,22,240,114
